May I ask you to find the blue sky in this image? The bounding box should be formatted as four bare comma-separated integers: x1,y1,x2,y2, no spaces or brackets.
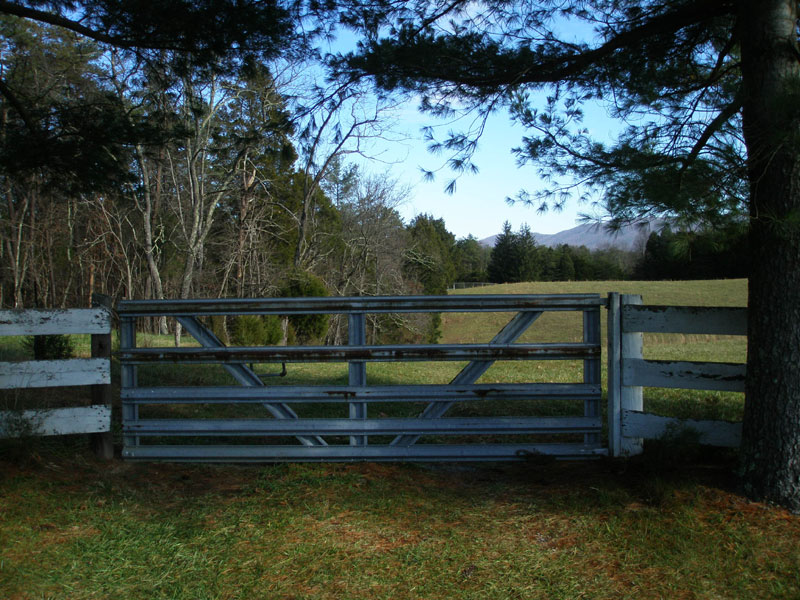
317,22,621,241
353,103,619,241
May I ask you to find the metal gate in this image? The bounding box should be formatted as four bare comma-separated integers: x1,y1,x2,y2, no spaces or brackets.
117,294,607,462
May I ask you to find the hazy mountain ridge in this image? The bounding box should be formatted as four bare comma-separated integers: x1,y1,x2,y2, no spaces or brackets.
479,221,663,251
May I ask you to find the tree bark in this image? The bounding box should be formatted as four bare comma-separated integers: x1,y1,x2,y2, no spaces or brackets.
136,146,168,335
739,0,800,511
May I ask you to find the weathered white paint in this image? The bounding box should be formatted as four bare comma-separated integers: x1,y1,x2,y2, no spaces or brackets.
0,307,111,336
607,293,622,457
0,358,110,389
622,305,747,335
623,358,746,392
609,296,746,453
622,409,741,448
0,405,111,437
620,294,644,456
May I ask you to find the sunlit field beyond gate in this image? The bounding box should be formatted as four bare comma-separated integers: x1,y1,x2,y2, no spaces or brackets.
3,279,800,599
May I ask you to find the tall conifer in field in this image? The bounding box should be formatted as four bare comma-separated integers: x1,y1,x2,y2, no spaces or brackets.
486,222,513,283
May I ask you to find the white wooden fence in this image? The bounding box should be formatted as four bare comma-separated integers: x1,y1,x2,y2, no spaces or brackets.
607,293,746,456
0,304,113,458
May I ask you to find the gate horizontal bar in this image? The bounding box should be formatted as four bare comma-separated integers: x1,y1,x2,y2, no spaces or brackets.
124,416,603,436
122,442,608,461
118,294,606,316
118,343,600,364
123,383,601,404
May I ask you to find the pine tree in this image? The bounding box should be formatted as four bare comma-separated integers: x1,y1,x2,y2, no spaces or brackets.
554,246,575,281
487,221,515,283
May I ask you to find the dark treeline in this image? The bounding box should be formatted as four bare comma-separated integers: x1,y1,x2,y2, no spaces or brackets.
473,222,750,284
636,223,749,280
484,222,636,283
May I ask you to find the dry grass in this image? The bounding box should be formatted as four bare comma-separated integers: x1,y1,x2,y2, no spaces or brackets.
1,449,799,599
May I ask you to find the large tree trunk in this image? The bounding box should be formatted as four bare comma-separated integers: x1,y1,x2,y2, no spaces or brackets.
739,0,800,511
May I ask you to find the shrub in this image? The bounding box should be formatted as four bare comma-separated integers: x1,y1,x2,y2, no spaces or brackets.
261,315,283,345
426,313,443,344
280,270,329,343
230,315,282,346
23,335,75,360
208,315,230,345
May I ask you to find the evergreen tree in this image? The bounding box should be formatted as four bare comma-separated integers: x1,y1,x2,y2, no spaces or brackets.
638,224,749,280
515,224,541,282
404,214,456,294
487,222,542,283
404,214,456,343
486,221,515,283
452,236,490,282
554,246,575,281
0,2,298,195
0,16,133,195
570,247,594,281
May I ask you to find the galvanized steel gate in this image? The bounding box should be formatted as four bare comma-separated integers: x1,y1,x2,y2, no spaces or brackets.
117,295,607,462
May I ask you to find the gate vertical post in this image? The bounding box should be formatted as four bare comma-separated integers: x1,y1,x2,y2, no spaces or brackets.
90,294,113,459
120,315,138,449
621,294,644,456
583,304,601,445
348,312,367,446
607,292,622,457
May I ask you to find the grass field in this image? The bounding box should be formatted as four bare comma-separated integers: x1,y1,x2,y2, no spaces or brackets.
4,279,800,599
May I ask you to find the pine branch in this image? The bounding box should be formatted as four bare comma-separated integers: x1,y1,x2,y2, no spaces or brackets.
0,1,156,49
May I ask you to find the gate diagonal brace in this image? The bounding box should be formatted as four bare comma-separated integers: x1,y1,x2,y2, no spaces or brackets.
391,310,543,446
177,316,326,447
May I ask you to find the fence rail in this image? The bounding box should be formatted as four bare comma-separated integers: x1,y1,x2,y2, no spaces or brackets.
0,302,113,458
608,294,746,456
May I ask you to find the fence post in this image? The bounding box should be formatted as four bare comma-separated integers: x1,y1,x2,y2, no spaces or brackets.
120,314,138,449
607,292,621,457
348,313,367,446
620,294,644,456
583,305,601,445
90,294,114,459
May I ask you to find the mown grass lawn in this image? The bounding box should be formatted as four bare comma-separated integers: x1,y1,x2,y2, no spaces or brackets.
2,448,799,599
3,279,800,599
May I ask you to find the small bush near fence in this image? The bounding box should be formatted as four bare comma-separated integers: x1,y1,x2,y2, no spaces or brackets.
230,315,283,346
23,334,75,360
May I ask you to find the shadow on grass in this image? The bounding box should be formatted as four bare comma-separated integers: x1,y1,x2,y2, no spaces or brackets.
1,432,740,512
5,434,800,600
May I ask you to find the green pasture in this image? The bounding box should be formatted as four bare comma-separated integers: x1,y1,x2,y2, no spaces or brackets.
5,279,798,600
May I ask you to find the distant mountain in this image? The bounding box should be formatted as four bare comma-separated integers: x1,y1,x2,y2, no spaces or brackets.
479,220,663,252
